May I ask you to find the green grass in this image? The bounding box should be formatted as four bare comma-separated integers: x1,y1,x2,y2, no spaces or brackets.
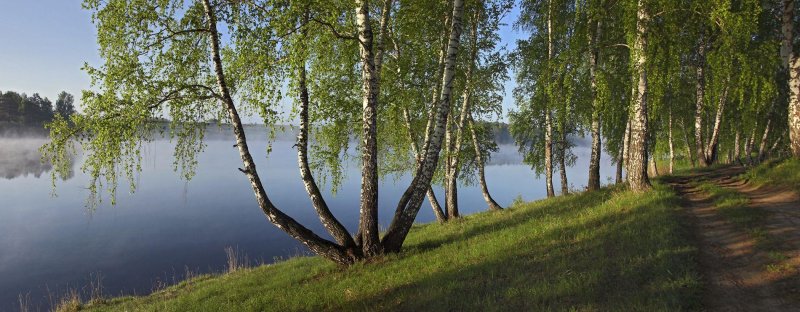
742,158,800,192
81,184,700,312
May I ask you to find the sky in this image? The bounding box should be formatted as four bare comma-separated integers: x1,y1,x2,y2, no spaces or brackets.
0,1,525,122
0,1,100,106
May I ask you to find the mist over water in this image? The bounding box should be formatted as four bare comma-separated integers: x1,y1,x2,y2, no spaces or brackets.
0,138,56,179
0,130,615,311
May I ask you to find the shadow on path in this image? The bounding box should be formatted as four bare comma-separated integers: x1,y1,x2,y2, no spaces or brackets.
663,166,800,311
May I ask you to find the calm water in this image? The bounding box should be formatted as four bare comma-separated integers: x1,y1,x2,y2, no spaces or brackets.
0,130,615,310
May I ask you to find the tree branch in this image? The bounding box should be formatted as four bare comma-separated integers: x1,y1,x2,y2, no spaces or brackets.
310,17,359,41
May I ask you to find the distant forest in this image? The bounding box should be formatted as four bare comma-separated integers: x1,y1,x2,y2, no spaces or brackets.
0,90,75,134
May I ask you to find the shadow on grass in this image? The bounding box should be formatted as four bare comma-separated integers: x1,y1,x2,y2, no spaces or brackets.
403,189,617,255
83,185,710,312
335,186,701,311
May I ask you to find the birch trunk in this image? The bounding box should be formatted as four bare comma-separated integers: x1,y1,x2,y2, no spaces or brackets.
783,0,800,157
445,119,456,217
622,115,632,175
392,29,447,223
733,128,741,164
468,116,503,211
402,108,447,222
769,136,783,157
559,129,569,195
296,14,356,249
545,112,555,197
544,0,555,198
445,8,479,219
745,125,757,165
626,0,651,191
382,0,465,252
616,142,624,184
355,0,382,257
758,118,772,162
423,4,452,157
202,0,355,265
668,107,674,174
694,37,708,167
789,56,800,157
705,79,729,164
790,58,800,157
587,20,602,191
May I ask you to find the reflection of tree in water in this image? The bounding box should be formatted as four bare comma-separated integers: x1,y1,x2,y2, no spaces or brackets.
0,138,75,180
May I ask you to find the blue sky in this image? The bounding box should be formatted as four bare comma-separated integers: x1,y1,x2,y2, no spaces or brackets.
0,1,100,105
0,1,525,122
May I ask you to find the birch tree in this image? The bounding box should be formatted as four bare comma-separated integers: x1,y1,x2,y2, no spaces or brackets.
46,0,468,265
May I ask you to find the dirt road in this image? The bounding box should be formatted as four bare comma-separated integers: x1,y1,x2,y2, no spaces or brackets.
664,166,800,311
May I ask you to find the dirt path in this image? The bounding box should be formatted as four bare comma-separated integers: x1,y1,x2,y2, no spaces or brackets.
664,166,800,311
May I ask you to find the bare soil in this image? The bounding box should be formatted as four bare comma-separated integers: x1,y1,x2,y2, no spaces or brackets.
665,166,800,311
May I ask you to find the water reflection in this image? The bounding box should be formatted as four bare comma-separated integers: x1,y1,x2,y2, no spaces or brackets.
0,138,75,180
0,134,615,311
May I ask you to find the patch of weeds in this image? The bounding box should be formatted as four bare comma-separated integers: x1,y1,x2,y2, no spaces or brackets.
764,251,794,274
766,262,794,274
767,251,790,262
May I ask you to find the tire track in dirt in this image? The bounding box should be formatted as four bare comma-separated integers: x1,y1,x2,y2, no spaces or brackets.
664,166,800,311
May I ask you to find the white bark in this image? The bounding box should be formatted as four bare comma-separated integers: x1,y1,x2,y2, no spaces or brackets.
202,0,354,264
296,12,356,249
383,0,465,252
745,124,757,165
758,118,772,162
445,8,479,219
354,0,382,256
402,108,447,223
785,0,800,157
558,128,569,195
468,116,503,211
587,19,602,191
705,79,729,164
626,0,651,191
733,127,741,164
622,115,632,174
694,37,708,167
669,107,674,174
544,0,555,198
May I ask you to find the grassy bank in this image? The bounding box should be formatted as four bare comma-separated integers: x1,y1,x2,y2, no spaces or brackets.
79,183,700,311
742,158,800,191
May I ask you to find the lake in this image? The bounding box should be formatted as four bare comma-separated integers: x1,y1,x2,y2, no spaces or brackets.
0,128,616,311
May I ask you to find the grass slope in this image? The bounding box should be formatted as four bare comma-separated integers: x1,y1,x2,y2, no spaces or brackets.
742,158,800,192
84,183,700,312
